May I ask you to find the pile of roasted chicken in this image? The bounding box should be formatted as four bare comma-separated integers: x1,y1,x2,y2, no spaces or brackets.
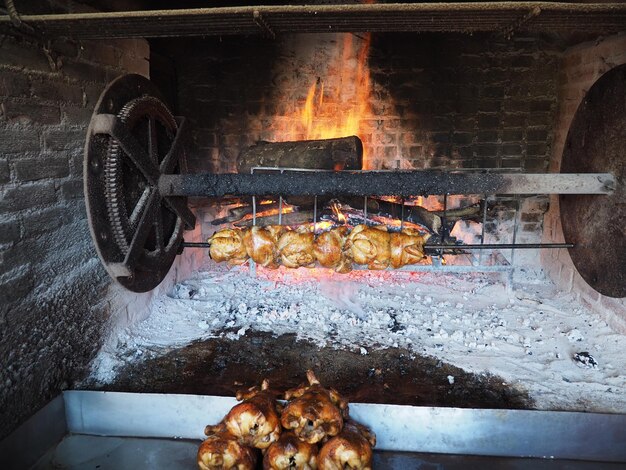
208,224,430,272
198,370,376,470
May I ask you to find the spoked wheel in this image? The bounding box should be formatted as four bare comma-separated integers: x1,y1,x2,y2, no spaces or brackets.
84,74,195,292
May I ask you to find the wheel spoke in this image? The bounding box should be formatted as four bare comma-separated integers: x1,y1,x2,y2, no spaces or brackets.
99,114,160,185
129,186,151,228
148,116,158,165
163,196,196,229
123,189,160,267
160,117,188,174
154,206,165,252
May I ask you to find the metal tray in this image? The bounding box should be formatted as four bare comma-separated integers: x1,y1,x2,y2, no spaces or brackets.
2,391,626,469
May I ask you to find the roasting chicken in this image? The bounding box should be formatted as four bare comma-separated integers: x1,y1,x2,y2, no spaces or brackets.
345,224,391,270
281,370,348,444
389,229,430,268
206,379,282,450
313,227,352,273
263,431,318,470
317,420,376,470
243,226,285,268
208,229,249,265
197,431,258,470
277,228,316,268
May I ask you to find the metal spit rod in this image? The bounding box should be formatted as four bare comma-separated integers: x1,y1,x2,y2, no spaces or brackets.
185,241,574,250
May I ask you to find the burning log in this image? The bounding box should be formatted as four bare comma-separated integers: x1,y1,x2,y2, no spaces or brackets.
234,211,316,228
237,136,363,174
211,201,282,226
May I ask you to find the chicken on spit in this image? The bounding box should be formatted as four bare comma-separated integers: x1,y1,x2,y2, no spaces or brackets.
206,379,282,450
208,228,249,265
263,431,318,470
281,370,348,444
243,226,285,269
277,228,316,268
313,227,352,274
197,430,258,470
345,224,391,270
389,229,430,269
317,420,376,470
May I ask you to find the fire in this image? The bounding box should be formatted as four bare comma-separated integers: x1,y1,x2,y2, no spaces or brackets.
331,201,347,225
283,33,372,166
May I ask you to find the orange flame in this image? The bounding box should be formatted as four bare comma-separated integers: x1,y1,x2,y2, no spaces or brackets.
331,202,347,224
282,33,372,167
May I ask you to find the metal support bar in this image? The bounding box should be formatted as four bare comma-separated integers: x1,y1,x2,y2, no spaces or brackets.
159,172,614,198
252,10,275,39
4,3,625,39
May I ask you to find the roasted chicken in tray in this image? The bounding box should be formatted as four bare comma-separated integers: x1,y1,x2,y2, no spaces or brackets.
263,431,318,470
281,370,348,444
389,229,430,268
345,224,391,270
197,430,258,470
198,371,376,470
243,225,285,268
313,227,352,273
208,228,249,264
277,229,316,268
317,420,376,470
206,379,282,450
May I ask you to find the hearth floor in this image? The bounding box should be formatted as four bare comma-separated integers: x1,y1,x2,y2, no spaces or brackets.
33,434,624,470
88,263,626,413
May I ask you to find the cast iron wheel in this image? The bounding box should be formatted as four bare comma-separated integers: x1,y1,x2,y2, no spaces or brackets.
560,64,625,298
84,74,195,292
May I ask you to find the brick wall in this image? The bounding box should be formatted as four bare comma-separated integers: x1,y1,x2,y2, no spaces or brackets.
0,25,152,438
542,33,626,333
173,33,559,174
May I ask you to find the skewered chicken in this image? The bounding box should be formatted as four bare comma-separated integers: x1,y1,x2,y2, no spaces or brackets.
313,227,352,274
243,226,285,268
197,430,258,470
206,379,282,450
317,420,376,470
389,229,430,268
208,229,249,265
277,228,316,268
281,370,348,444
263,431,318,470
345,224,390,270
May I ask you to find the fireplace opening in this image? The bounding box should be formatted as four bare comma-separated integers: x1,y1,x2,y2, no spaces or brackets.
1,1,625,454
82,29,625,415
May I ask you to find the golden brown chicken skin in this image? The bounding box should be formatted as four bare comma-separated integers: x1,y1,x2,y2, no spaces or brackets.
197,431,258,470
263,431,318,470
389,229,430,268
226,379,282,449
208,229,249,265
317,420,376,470
313,227,352,273
281,371,348,444
277,229,316,268
243,226,285,268
205,380,281,450
345,224,390,270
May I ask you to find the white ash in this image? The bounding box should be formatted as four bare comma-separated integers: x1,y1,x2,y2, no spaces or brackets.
90,262,626,413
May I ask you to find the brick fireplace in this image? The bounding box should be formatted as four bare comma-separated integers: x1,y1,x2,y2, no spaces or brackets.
1,0,625,444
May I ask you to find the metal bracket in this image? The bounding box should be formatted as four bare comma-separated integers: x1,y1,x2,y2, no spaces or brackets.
253,10,275,39
501,5,542,38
